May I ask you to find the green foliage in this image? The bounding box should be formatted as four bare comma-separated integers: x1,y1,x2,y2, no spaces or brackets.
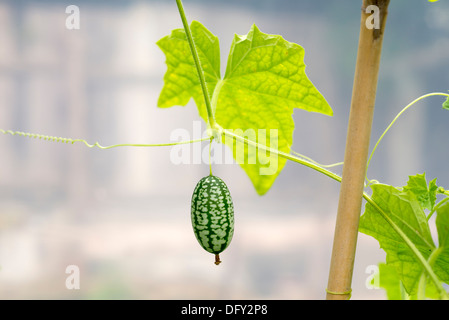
157,21,220,121
376,263,404,300
157,21,332,195
360,174,449,299
403,173,438,211
377,262,440,300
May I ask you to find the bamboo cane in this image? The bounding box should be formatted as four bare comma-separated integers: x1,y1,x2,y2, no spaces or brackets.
326,0,390,300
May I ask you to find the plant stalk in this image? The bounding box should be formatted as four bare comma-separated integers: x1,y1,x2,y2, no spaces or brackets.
326,0,390,300
175,0,217,129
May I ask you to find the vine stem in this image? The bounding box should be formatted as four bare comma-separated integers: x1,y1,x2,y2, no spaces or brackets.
428,191,449,221
175,0,217,129
417,248,443,300
291,150,344,169
221,128,343,184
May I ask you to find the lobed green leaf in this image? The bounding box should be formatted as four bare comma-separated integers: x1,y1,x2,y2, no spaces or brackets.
157,21,221,122
361,174,449,297
360,183,436,295
157,22,332,195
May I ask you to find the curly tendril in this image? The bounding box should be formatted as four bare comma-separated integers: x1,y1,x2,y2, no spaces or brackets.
0,129,209,149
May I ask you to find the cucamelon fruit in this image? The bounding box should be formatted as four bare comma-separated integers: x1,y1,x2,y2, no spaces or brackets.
191,175,234,265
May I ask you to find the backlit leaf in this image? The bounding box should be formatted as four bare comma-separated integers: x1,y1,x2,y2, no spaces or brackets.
158,22,332,195
359,183,435,295
402,173,438,211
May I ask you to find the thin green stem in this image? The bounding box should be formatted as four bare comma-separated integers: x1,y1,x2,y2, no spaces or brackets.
175,0,217,128
291,150,344,169
417,273,427,300
222,128,343,184
209,137,213,176
366,92,449,185
417,247,443,300
428,196,449,221
442,189,449,197
399,282,410,300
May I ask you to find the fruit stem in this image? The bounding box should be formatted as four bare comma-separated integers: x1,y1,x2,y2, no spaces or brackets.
214,254,221,265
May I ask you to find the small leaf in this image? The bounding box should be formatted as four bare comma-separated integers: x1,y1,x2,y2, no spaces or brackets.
402,173,438,211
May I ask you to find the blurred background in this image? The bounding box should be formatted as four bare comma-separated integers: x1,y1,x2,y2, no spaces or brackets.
0,0,448,300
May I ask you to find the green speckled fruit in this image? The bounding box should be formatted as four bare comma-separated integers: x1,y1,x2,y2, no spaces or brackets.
191,175,234,265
